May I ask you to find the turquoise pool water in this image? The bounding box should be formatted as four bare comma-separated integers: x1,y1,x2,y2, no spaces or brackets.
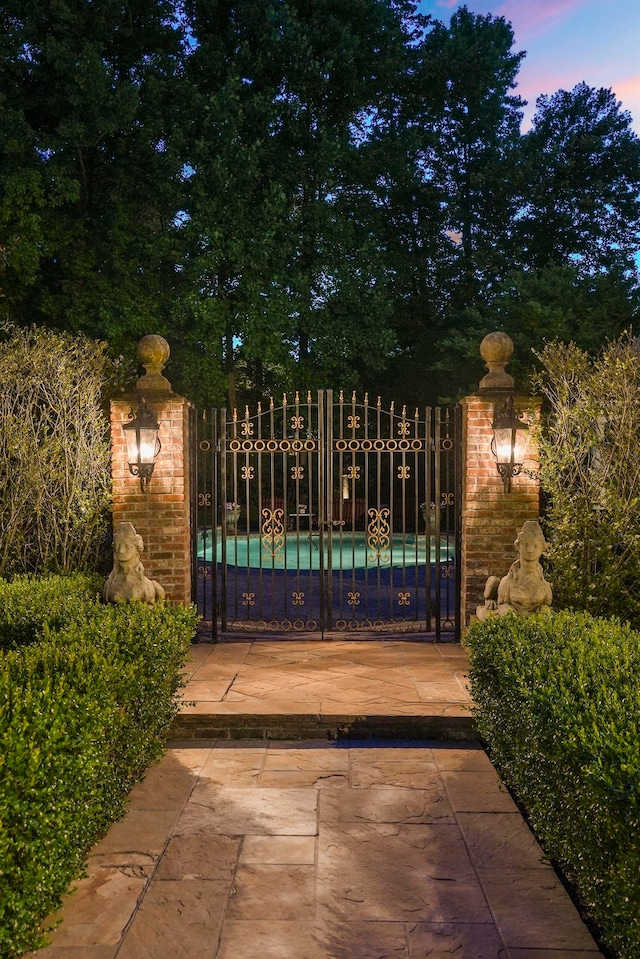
197,531,455,571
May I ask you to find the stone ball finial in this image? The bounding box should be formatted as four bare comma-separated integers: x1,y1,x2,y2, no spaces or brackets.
136,334,172,393
479,331,515,391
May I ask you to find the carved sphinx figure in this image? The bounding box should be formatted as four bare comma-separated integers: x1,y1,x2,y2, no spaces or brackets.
476,520,552,620
104,522,165,605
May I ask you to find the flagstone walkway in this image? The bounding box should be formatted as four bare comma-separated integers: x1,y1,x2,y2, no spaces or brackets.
28,641,604,959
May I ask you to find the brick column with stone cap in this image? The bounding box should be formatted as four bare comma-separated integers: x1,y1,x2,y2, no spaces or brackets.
110,335,193,604
459,333,541,628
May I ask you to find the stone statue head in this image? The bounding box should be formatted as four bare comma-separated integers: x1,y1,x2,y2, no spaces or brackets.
113,522,144,570
515,521,547,562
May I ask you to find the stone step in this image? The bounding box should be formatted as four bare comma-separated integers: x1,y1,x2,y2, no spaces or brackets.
170,710,476,742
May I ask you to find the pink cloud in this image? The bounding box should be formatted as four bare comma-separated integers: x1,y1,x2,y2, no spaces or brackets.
517,69,640,133
431,1,591,40
607,74,640,129
612,73,640,102
494,0,589,40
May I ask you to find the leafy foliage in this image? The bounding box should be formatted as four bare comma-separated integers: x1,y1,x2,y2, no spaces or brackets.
0,573,103,650
0,2,638,408
466,612,640,959
516,83,640,275
533,334,640,626
0,324,119,576
0,0,187,348
0,573,196,958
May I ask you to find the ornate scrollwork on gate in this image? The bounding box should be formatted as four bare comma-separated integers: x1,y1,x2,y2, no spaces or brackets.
367,507,391,563
261,507,285,563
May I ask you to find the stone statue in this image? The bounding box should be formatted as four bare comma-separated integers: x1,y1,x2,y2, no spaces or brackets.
476,520,552,620
104,522,165,604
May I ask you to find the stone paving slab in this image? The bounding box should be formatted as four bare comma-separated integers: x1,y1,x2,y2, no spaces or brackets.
29,740,604,959
171,640,475,739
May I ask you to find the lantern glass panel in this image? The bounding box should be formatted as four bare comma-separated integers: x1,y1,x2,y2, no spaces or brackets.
493,426,514,466
137,427,159,465
124,426,141,467
512,426,528,465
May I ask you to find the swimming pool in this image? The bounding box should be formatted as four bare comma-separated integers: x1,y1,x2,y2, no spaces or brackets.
197,531,455,571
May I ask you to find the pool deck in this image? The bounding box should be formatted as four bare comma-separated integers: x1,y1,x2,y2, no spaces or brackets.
28,641,605,959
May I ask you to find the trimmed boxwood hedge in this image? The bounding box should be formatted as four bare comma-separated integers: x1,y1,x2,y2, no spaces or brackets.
465,611,640,959
0,574,197,958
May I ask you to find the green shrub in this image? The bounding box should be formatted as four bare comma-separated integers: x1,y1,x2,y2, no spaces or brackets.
0,574,197,958
0,573,103,650
466,611,640,959
0,324,122,577
533,335,640,627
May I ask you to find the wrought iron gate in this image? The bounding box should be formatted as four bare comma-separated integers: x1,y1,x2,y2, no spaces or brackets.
192,391,460,639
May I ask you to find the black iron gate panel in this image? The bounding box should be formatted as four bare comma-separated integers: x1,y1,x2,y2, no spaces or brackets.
193,392,460,639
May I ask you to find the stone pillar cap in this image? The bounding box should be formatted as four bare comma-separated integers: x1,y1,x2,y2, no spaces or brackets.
478,331,515,391
136,334,172,393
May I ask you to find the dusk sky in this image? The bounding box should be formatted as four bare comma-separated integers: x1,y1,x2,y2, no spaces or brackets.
419,0,640,133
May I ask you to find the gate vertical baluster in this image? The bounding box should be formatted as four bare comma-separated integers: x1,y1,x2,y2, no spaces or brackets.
424,407,433,633
220,407,228,632
282,393,289,629
350,392,358,589
305,389,317,629
268,396,276,625
375,396,382,627
387,402,395,625
412,406,421,629
292,391,301,620
333,390,342,626
242,405,252,627
319,390,329,633
257,401,263,628
231,407,241,626
399,405,408,625
434,408,442,641
209,410,219,640
362,393,371,626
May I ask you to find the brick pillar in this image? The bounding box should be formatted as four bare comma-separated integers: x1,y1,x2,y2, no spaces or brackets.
109,335,193,604
459,334,541,628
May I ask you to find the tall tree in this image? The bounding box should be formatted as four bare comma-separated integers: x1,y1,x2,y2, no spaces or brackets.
423,7,525,305
371,6,526,404
1,2,638,412
516,83,640,276
0,0,187,348
178,0,424,408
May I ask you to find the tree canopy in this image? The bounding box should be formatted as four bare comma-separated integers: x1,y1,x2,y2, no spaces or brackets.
1,0,638,408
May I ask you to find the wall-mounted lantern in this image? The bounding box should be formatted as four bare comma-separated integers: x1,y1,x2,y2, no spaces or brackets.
123,396,161,492
491,395,528,492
